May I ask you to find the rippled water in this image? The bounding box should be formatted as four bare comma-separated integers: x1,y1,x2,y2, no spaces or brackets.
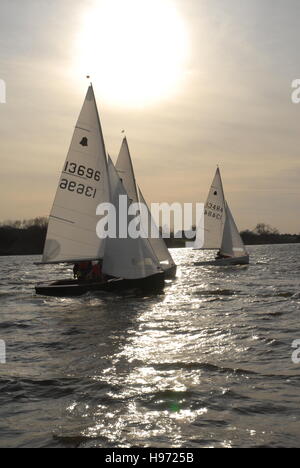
0,245,300,448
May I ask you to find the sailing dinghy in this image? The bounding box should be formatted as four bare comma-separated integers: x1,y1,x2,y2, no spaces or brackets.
194,168,249,266
35,85,165,296
115,137,177,278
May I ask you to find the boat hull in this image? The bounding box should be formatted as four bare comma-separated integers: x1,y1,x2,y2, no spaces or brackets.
194,255,250,267
35,272,165,297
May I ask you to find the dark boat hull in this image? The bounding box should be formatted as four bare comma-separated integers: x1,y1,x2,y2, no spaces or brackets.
194,255,250,267
35,272,165,297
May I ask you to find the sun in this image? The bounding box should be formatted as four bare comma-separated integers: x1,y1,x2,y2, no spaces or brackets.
75,0,189,107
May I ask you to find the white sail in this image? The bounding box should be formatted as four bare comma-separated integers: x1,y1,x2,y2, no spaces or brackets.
42,85,109,263
220,203,248,258
115,137,139,203
195,167,226,249
103,157,162,279
115,137,175,270
138,188,175,269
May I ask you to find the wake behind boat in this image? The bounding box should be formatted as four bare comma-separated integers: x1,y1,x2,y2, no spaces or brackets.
194,168,249,266
35,85,165,297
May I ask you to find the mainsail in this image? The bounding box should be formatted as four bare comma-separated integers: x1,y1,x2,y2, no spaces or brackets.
194,167,226,250
220,203,248,258
115,137,139,203
138,188,175,268
115,137,175,269
42,85,109,263
202,168,226,249
103,157,162,279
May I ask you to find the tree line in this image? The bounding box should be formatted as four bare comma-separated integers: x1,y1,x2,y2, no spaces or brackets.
165,223,300,247
240,223,300,246
0,218,48,256
0,219,299,256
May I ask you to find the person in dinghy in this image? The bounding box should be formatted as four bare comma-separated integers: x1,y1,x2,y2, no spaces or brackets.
90,260,108,282
73,261,92,281
215,251,231,260
73,261,107,283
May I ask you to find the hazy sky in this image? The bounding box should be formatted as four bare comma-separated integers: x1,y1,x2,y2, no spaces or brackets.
0,0,299,232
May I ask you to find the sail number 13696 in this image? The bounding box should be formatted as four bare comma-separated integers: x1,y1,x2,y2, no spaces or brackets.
64,161,101,181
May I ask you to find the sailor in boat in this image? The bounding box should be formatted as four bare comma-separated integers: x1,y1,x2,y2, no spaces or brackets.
73,261,93,281
90,260,107,282
73,263,80,279
73,260,108,283
215,250,231,260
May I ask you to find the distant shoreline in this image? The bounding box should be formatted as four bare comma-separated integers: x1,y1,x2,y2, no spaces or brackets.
0,219,299,257
0,241,299,258
165,240,300,248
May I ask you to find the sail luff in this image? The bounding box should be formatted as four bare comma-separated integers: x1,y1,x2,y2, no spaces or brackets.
88,83,110,261
122,137,139,199
216,167,226,207
90,84,108,166
92,83,111,209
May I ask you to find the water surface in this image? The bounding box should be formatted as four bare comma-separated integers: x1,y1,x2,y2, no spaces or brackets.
0,245,299,448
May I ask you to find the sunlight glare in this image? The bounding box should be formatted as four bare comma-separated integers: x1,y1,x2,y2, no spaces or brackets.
75,0,189,107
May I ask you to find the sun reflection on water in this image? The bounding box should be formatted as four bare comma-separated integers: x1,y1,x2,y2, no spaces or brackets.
56,246,294,448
